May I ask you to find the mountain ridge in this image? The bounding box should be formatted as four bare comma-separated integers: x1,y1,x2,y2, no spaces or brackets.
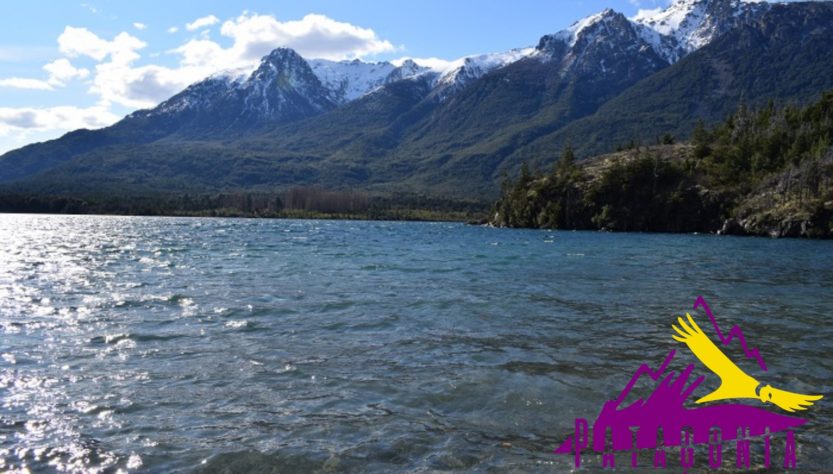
2,0,833,199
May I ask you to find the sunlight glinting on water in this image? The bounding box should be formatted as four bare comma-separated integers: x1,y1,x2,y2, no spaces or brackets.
1,214,832,472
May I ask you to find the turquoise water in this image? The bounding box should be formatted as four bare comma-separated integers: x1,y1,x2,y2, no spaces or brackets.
1,214,831,472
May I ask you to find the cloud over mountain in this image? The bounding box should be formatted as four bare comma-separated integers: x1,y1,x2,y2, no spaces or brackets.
0,11,400,149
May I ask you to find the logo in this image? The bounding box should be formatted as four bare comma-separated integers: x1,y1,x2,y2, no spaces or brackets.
554,296,823,470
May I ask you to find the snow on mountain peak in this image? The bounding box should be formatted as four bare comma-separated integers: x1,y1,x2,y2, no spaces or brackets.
308,58,434,104
531,0,770,67
308,59,396,103
632,0,770,54
437,48,535,87
554,8,620,47
140,0,777,120
208,66,252,86
385,59,433,84
395,59,423,75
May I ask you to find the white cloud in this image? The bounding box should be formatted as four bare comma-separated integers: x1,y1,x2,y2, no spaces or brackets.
57,27,146,65
0,104,119,133
173,39,226,68
185,14,219,31
92,62,198,108
0,103,122,154
43,58,90,86
53,26,218,108
57,27,145,72
108,33,147,64
133,22,147,31
167,26,179,34
0,78,53,90
1,12,402,124
79,12,398,108
218,13,396,61
167,12,397,77
0,58,89,92
101,12,396,109
53,27,155,106
57,26,112,61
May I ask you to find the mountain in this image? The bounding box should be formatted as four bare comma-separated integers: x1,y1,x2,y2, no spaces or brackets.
531,0,833,158
2,0,833,200
308,58,433,104
0,48,337,183
374,8,673,195
131,48,337,137
632,0,770,61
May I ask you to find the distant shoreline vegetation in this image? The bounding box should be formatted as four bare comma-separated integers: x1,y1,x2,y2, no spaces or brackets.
491,91,833,239
0,187,488,223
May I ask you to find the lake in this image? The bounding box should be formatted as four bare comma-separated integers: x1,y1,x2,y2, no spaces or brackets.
1,214,831,472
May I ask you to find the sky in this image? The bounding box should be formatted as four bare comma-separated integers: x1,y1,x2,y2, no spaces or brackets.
0,0,790,154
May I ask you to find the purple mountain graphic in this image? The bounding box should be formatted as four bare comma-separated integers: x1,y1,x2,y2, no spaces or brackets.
694,296,768,372
554,350,807,454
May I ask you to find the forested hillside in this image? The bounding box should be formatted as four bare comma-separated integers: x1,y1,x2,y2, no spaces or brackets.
492,90,833,238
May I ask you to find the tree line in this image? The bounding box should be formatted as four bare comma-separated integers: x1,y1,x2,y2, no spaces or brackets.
492,90,833,237
0,186,487,222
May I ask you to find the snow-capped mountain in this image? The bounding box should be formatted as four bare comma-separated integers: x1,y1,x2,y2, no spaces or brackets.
113,0,782,134
88,0,785,141
571,0,770,64
433,48,536,96
129,48,336,133
536,8,668,74
632,0,770,59
145,70,247,118
539,0,770,65
131,45,545,129
311,48,540,104
386,59,434,84
551,8,621,48
418,0,771,96
3,0,833,197
309,59,395,104
242,48,334,118
308,58,433,104
311,50,538,104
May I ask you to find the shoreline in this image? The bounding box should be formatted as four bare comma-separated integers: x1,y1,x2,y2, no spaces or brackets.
4,209,832,240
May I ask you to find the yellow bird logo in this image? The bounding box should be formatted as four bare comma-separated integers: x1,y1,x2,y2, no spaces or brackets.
672,313,822,413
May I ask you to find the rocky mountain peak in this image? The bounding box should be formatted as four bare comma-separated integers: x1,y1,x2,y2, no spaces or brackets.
632,0,769,54
385,59,432,84
250,48,321,90
261,47,306,66
551,8,624,48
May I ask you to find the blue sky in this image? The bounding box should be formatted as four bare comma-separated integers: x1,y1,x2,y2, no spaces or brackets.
0,0,747,153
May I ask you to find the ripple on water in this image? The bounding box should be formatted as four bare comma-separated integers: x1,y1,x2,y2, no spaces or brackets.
1,215,832,472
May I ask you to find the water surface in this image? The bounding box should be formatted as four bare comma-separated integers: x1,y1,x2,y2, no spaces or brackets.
1,215,831,472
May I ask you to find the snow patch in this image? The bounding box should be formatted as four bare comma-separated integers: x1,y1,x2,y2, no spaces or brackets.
554,8,618,47
309,58,434,102
309,59,396,103
632,0,770,55
437,47,536,87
